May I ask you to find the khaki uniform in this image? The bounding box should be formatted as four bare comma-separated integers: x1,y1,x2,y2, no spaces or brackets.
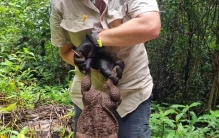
50,0,159,117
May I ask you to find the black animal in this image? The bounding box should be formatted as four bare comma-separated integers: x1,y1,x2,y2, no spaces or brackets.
73,34,124,85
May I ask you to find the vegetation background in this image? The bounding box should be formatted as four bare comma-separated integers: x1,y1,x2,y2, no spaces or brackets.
0,0,218,137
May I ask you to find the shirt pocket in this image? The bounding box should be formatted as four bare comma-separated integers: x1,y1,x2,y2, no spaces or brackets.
60,15,94,47
107,0,128,27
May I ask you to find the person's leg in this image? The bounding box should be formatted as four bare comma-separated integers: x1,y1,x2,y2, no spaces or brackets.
73,104,82,138
114,97,151,138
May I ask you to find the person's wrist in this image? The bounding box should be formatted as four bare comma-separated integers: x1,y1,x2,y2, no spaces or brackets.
92,29,102,47
96,34,102,47
98,31,108,47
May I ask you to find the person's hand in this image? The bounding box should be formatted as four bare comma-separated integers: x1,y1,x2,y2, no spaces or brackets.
73,51,87,74
73,34,100,73
99,58,124,86
96,53,125,85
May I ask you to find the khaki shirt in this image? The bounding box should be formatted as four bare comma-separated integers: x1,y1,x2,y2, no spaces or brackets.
50,0,159,117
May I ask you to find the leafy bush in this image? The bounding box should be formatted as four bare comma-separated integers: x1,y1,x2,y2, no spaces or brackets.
0,0,73,86
0,47,72,107
150,102,219,138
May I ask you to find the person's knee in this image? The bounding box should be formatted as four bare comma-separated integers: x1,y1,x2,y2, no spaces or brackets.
139,123,151,138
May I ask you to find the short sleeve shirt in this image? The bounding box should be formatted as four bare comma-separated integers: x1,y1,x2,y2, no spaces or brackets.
50,0,159,117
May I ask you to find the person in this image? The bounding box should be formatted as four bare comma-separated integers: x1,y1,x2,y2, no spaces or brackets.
50,0,161,137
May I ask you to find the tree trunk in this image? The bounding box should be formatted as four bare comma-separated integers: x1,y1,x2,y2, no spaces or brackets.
208,51,219,109
208,7,219,108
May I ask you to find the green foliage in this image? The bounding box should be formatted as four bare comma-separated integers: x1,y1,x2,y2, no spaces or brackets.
0,126,31,138
0,48,72,108
0,0,73,105
150,102,219,138
148,0,219,103
0,0,72,86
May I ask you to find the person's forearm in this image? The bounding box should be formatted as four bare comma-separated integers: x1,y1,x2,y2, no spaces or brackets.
60,50,75,66
58,44,75,66
99,12,161,47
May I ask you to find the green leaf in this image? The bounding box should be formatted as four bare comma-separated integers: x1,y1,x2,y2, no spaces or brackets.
182,105,189,114
151,113,162,119
23,48,29,54
20,61,26,70
164,109,176,116
189,102,201,108
0,6,6,13
10,130,19,135
164,118,176,128
170,104,186,109
67,132,74,138
3,59,13,66
166,131,176,138
4,103,17,112
209,42,216,49
176,113,184,123
190,111,197,121
28,52,35,57
20,126,28,134
68,69,76,74
198,114,212,121
210,110,219,117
